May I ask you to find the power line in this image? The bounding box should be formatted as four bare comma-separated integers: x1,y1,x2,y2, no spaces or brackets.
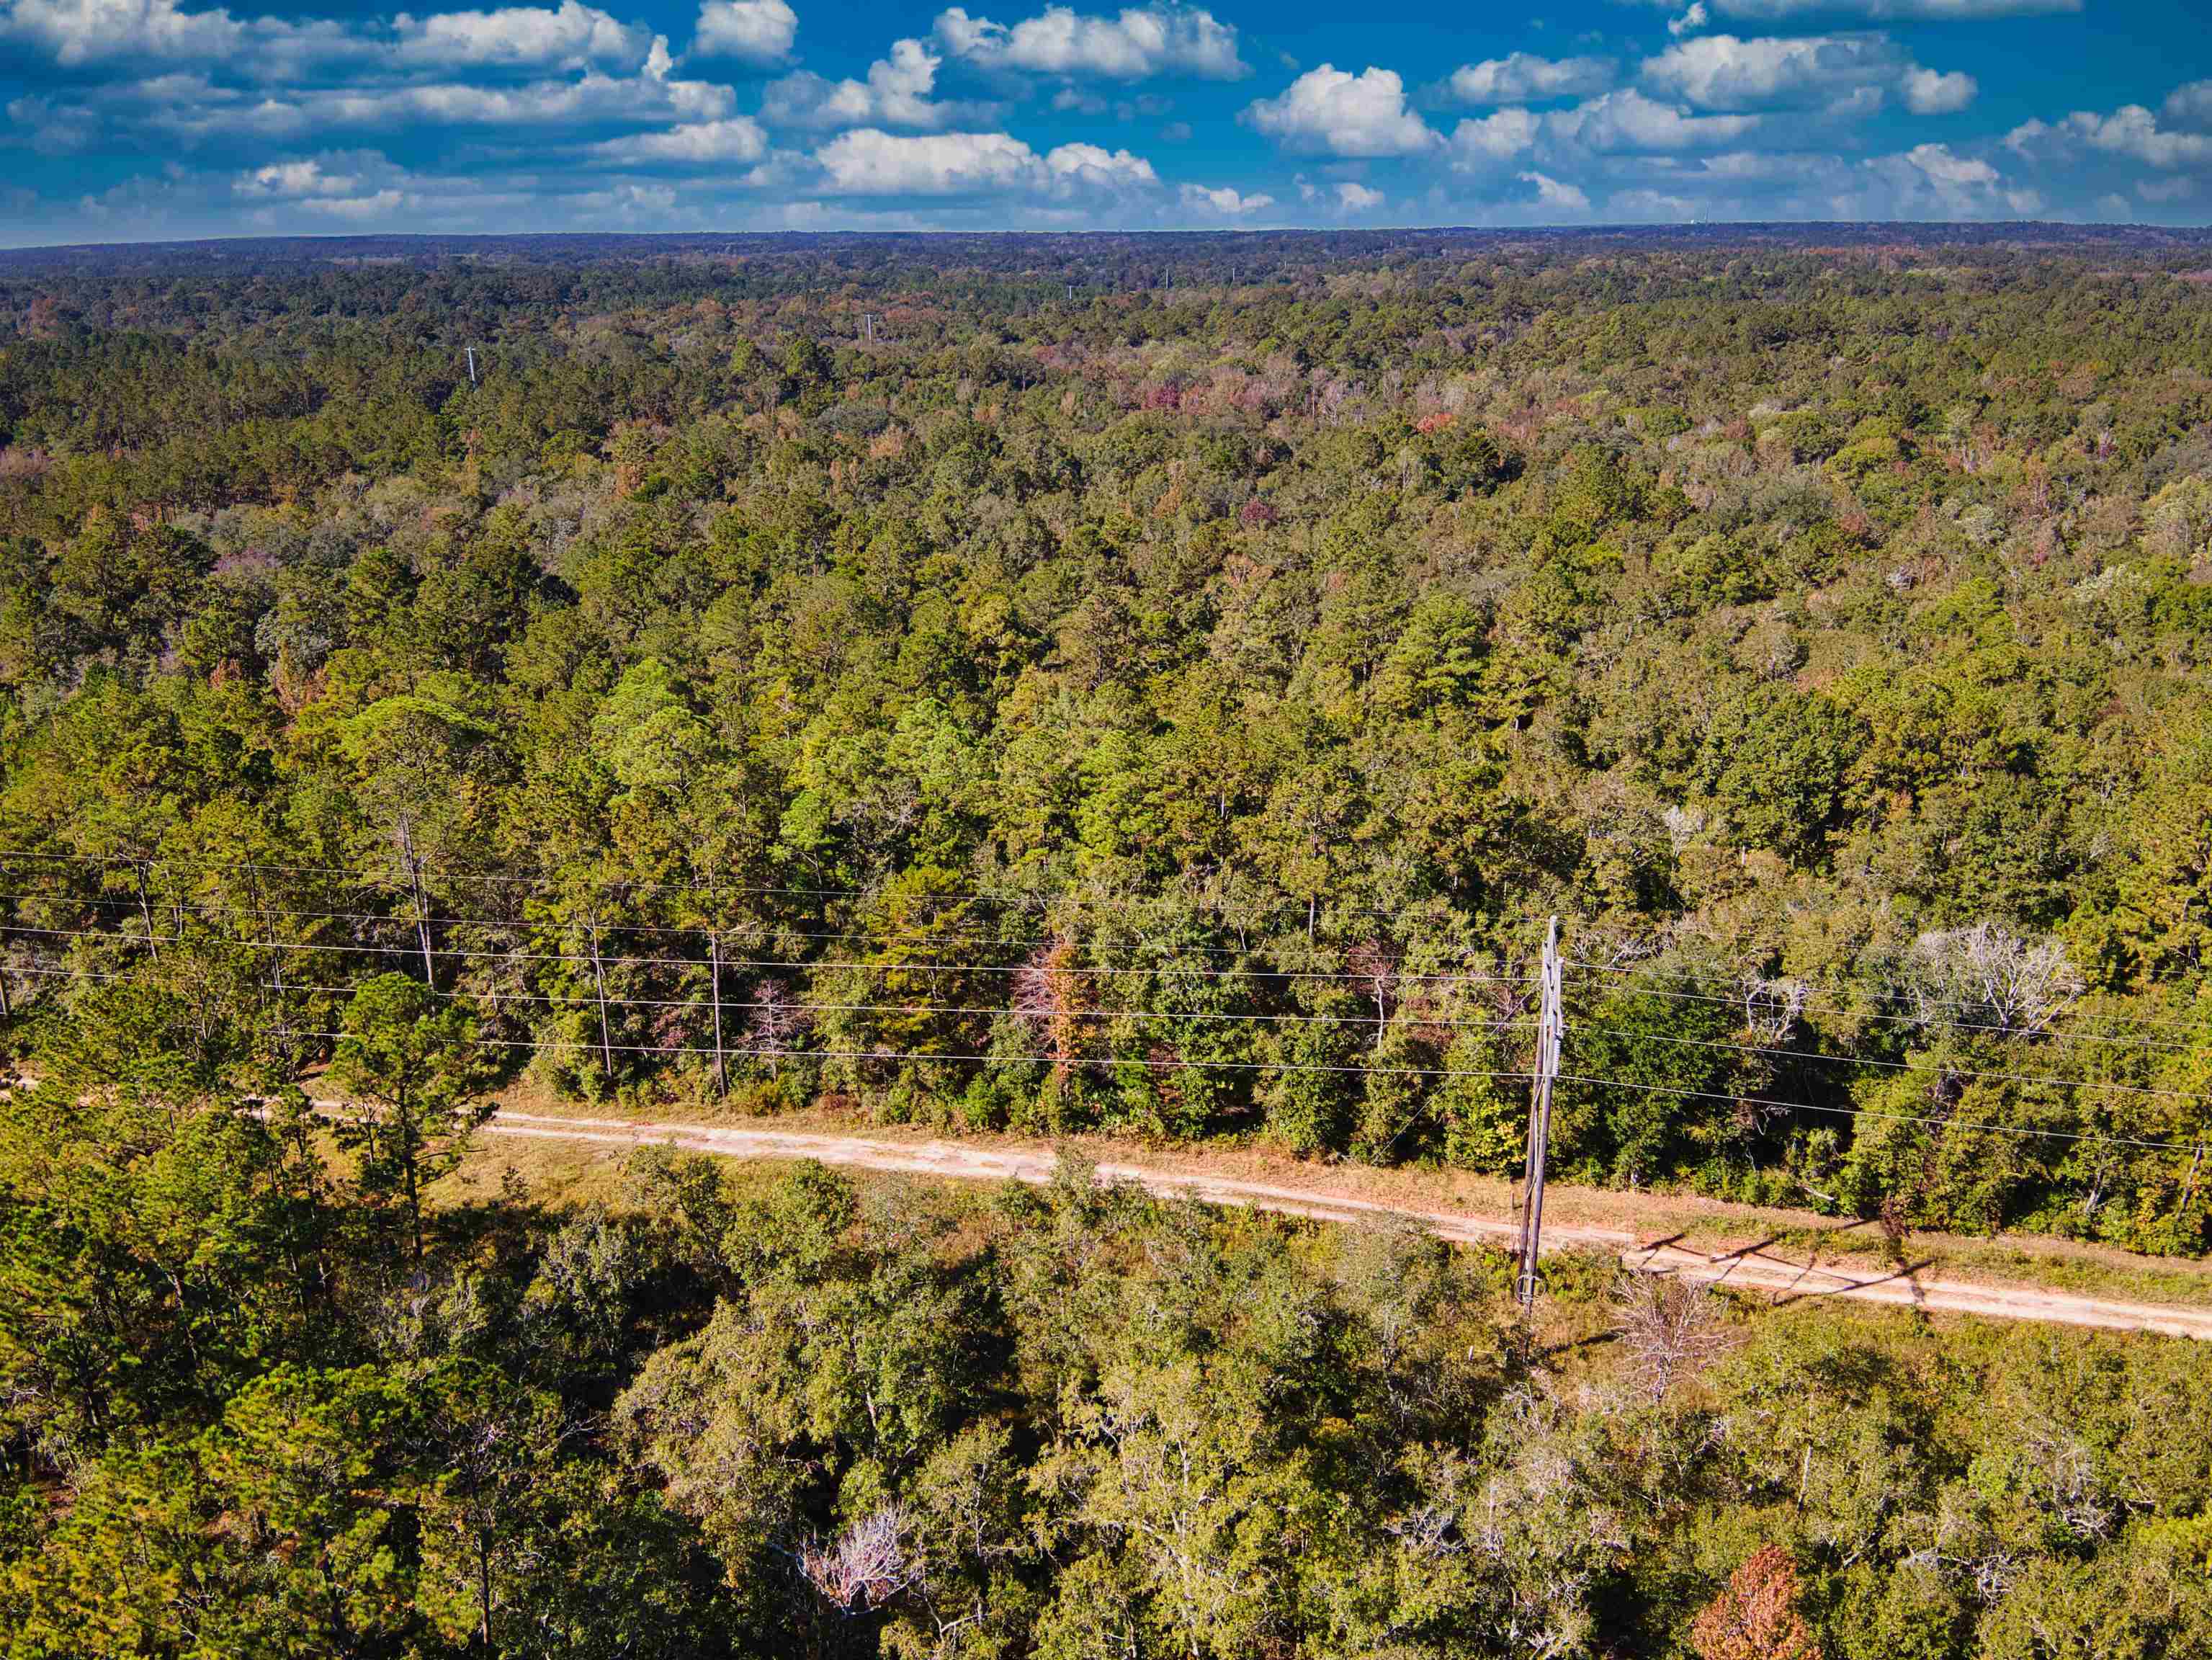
0,921,1537,989
1567,970,2200,1053
8,906,2200,1127
0,888,1500,970
8,916,2195,1085
1550,1071,2198,1153
39,912,2186,1056
1567,1020,2203,1103
23,950,2184,1123
1566,957,2208,1043
1,962,1534,1034
282,1030,1540,1084
9,955,2198,1153
0,847,1414,921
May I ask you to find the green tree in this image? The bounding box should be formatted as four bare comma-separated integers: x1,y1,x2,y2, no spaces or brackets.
331,973,495,1262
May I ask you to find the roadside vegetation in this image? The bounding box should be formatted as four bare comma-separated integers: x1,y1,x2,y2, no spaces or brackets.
7,1027,2212,1657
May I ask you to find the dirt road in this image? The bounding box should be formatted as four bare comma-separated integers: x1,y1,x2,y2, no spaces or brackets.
483,1108,2212,1342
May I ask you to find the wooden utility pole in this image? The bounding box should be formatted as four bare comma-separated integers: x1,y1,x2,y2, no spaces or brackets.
134,859,161,961
244,862,297,1060
1516,916,1564,1313
399,823,435,987
708,929,727,1097
244,863,281,1001
588,916,615,1080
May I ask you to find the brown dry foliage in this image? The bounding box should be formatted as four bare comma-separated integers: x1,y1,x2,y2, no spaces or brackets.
1691,1545,1822,1660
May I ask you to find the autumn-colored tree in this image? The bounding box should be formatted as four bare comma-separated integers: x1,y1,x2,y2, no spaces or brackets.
1691,1545,1822,1660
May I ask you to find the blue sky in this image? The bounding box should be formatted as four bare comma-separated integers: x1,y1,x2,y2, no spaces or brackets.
2,0,2209,244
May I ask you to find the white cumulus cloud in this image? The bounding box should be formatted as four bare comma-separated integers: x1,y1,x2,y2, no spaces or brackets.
1045,139,1155,186
932,4,1243,80
2008,106,2212,170
815,128,1036,192
1446,107,1540,169
395,3,648,71
1520,171,1590,214
1547,88,1757,152
1180,181,1271,214
812,127,1155,195
1242,64,1435,157
1447,53,1611,105
2,0,242,64
1900,66,1975,115
592,115,767,163
1902,140,1993,186
153,53,735,137
1640,32,1976,119
1335,180,1382,211
691,0,794,61
763,38,970,128
1837,141,2030,219
2162,81,2212,130
235,158,357,196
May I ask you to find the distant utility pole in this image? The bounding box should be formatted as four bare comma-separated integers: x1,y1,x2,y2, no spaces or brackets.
1066,282,1075,301
708,929,727,1097
861,313,876,344
588,916,615,1081
1516,916,1564,1313
398,824,434,988
465,346,477,385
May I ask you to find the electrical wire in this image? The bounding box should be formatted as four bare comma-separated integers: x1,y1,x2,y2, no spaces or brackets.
0,962,1534,1033
1567,1019,2200,1103
1566,957,2208,1043
5,948,2198,1153
1548,1072,2198,1153
5,911,2197,1073
279,1030,1541,1083
0,888,1500,969
1565,970,2200,1053
0,920,1538,987
0,847,1410,920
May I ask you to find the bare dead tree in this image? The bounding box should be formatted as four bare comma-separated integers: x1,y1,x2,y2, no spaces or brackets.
797,1505,916,1613
1895,923,2084,1037
741,977,808,1074
1611,1275,1739,1406
1346,937,1402,1043
1739,976,1808,1045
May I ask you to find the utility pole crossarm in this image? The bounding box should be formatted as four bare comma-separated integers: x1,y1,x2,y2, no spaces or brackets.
1517,916,1564,1313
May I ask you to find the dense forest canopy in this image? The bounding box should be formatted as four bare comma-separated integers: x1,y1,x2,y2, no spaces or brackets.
2,231,2208,1243
3,226,2212,1656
